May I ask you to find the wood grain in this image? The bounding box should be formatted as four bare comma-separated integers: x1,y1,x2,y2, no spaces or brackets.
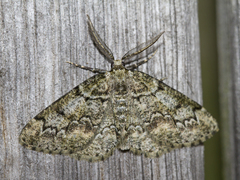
217,0,240,179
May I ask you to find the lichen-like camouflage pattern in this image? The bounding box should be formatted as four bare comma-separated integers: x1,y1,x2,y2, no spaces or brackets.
19,16,219,162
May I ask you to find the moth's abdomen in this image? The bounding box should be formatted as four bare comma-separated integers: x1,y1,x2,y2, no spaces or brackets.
114,97,128,123
109,78,131,136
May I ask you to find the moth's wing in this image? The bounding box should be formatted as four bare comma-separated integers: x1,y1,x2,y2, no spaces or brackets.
19,73,118,162
120,71,219,157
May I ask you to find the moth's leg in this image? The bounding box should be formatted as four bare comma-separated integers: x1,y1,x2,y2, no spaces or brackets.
66,61,107,73
159,77,167,81
125,49,158,70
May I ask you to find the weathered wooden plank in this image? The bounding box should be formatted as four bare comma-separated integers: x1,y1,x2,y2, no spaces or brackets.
217,0,240,180
0,0,203,179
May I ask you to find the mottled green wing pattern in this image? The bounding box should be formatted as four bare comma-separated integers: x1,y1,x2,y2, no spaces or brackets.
19,74,118,162
119,71,218,158
19,15,219,162
20,69,218,161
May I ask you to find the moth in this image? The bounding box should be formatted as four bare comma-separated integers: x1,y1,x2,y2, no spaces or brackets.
19,16,218,162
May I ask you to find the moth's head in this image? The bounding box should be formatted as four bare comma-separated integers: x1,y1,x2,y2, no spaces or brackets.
87,15,164,73
112,59,125,70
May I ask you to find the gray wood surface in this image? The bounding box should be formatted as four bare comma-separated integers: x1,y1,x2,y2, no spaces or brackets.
0,0,204,179
217,0,240,180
